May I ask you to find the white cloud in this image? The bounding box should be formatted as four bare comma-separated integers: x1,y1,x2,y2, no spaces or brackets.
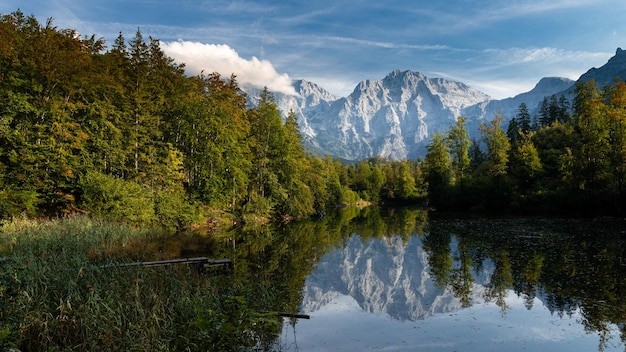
160,41,297,96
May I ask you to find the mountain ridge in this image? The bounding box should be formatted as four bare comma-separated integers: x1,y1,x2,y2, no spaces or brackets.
245,47,626,161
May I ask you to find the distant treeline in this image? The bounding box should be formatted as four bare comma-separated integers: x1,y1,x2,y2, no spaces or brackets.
1,10,623,225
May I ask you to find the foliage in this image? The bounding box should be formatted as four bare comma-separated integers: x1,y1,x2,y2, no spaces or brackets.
153,189,203,232
0,216,287,351
0,10,431,225
423,79,625,215
447,116,471,184
424,133,451,208
79,171,155,224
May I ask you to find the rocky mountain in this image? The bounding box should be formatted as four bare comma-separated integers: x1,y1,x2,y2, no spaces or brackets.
245,47,626,161
244,79,340,139
323,70,491,160
578,47,626,87
480,77,575,120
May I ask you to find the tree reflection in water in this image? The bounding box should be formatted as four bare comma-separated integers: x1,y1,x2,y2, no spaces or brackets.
424,216,626,351
218,208,625,351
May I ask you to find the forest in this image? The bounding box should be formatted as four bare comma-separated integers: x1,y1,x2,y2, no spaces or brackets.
423,80,626,216
1,10,624,227
0,10,414,227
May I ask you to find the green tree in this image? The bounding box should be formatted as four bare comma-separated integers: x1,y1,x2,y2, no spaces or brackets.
539,97,551,127
304,156,333,213
532,122,574,191
570,80,610,192
80,171,155,224
424,133,451,208
0,11,96,214
549,95,560,125
447,116,471,186
510,132,543,192
367,160,386,202
468,138,485,170
277,109,314,218
396,161,419,201
246,87,287,216
606,81,626,197
323,155,344,208
516,102,532,134
506,117,520,146
479,116,510,178
354,160,373,200
170,73,250,208
557,95,571,123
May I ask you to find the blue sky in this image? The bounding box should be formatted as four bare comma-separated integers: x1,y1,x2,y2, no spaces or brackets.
2,0,625,99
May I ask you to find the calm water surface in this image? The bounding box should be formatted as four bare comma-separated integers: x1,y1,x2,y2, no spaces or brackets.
247,209,626,352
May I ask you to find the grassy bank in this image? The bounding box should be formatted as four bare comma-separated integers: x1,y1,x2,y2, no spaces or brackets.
0,216,279,351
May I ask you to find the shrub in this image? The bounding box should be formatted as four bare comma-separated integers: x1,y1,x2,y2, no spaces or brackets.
153,189,202,232
79,171,155,224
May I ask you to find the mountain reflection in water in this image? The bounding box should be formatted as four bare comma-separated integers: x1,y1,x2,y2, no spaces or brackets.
278,213,626,352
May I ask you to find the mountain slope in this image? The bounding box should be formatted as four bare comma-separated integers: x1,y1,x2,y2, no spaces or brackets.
255,72,570,160
578,47,626,86
245,48,626,161
483,77,575,117
270,70,491,160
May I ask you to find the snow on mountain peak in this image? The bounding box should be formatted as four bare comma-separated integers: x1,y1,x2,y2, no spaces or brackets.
247,69,571,160
245,48,626,160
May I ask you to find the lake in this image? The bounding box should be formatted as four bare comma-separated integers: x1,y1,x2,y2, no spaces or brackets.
218,207,626,351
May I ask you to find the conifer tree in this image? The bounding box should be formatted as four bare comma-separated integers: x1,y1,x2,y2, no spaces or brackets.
468,138,485,170
278,109,314,217
516,102,532,134
557,95,571,123
539,97,551,127
506,117,520,145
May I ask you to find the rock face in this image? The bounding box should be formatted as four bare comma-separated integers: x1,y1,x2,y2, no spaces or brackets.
578,47,626,87
481,77,575,121
325,70,491,160
302,234,491,321
244,48,626,160
246,72,571,160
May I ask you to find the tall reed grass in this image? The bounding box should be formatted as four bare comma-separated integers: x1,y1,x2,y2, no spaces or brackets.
0,216,279,351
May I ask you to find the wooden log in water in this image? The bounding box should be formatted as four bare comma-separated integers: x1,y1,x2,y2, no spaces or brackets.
260,311,310,319
202,258,234,269
277,312,310,319
102,257,233,270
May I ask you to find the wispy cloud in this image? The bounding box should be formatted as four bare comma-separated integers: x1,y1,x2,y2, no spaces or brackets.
482,47,611,66
215,0,278,14
160,41,297,95
319,36,452,50
434,46,614,98
403,0,621,35
474,0,591,22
